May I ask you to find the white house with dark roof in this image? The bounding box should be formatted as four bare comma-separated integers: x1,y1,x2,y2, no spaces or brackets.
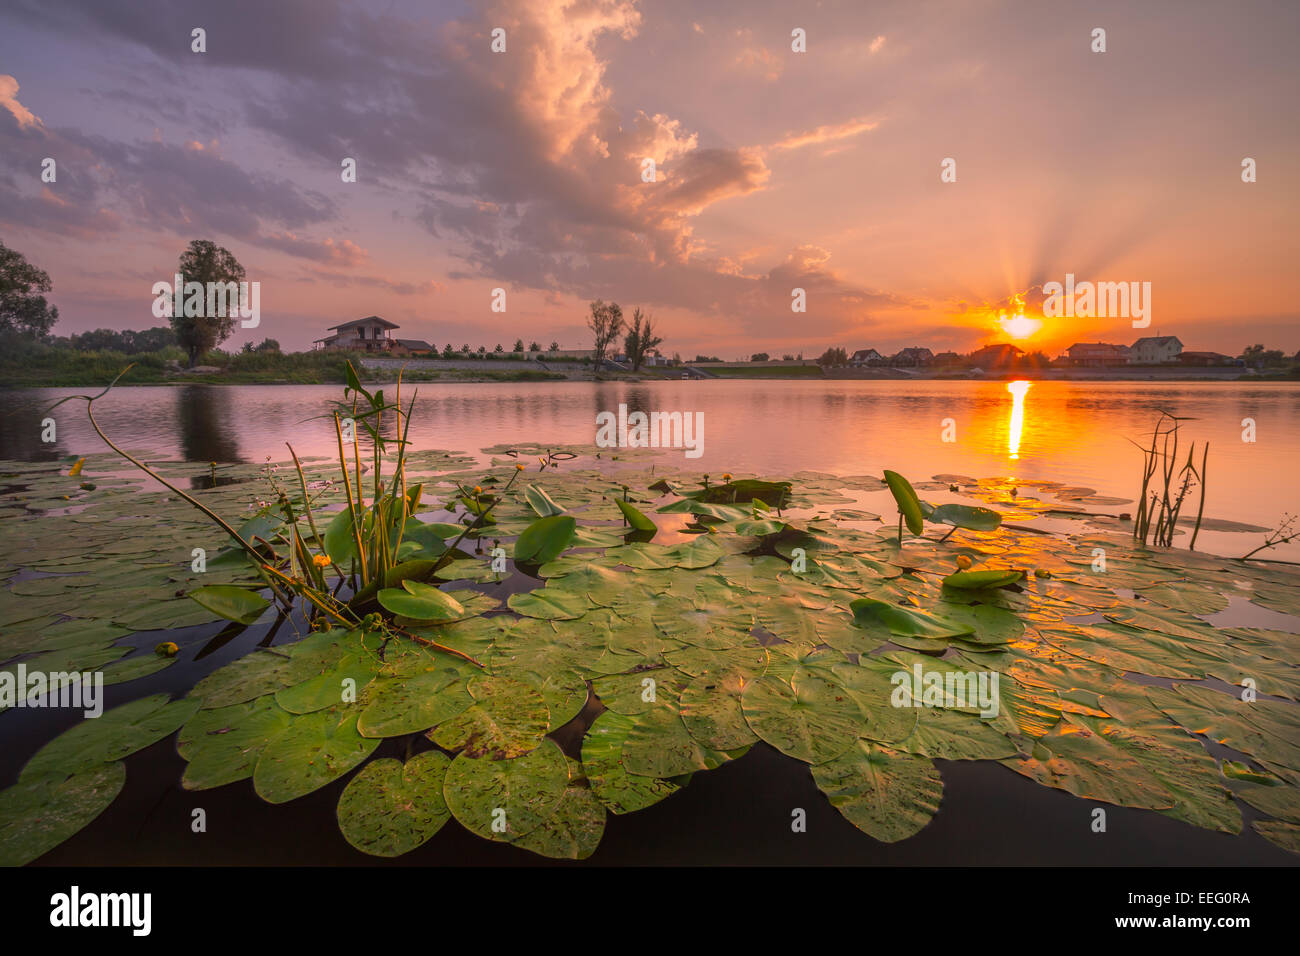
1128,335,1182,364
313,316,433,354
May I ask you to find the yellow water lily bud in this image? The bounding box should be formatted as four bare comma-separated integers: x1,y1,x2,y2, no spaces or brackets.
155,642,179,657
956,555,973,569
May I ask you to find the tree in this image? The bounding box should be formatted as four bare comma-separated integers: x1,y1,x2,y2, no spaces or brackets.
513,338,524,353
254,337,280,353
549,340,559,351
692,354,722,363
443,343,455,357
1239,344,1286,368
817,347,849,366
478,345,486,354
782,354,795,361
623,308,665,371
587,299,625,365
494,343,504,353
69,326,177,353
0,240,59,339
751,352,770,362
171,240,246,367
529,341,541,352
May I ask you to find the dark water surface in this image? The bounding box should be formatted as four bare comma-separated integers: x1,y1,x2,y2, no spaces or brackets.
2,380,1298,864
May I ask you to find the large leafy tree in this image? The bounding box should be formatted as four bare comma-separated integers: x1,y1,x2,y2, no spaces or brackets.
623,307,664,371
171,240,246,367
0,240,59,339
587,299,624,365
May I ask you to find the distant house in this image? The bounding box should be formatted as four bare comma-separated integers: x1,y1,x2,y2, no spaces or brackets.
392,339,434,356
967,344,1024,370
313,316,402,352
892,347,934,367
1177,350,1234,367
1129,335,1182,365
849,348,884,367
931,351,962,367
1067,342,1131,367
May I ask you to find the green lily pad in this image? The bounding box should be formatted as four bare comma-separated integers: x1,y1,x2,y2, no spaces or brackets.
513,515,577,565
741,674,863,765
357,667,473,738
679,673,760,750
377,581,465,622
188,584,271,625
336,751,451,857
811,740,943,842
253,706,380,804
0,762,126,866
177,697,295,790
22,694,201,781
512,783,607,860
582,711,681,814
427,675,549,758
442,739,568,841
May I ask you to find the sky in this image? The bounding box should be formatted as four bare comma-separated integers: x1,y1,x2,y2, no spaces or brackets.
1,0,1297,358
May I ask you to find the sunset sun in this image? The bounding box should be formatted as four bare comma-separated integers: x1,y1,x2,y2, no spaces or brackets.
997,312,1043,340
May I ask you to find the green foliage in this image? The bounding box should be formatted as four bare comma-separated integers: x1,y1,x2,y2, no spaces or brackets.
171,239,247,367
0,239,59,338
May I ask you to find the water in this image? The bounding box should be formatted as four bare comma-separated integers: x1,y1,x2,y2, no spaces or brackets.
7,379,1299,557
2,379,1298,865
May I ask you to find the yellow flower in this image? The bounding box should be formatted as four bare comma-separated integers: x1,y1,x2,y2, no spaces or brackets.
956,555,973,569
515,463,525,471
312,554,331,568
722,473,733,482
473,485,483,494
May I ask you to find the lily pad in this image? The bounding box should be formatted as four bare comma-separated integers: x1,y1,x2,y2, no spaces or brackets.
253,706,380,804
0,762,126,866
336,751,451,857
811,740,943,842
442,739,568,841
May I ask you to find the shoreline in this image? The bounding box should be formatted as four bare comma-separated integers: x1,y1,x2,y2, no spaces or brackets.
5,369,1295,387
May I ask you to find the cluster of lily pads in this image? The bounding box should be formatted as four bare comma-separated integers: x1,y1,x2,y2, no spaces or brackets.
1,401,1298,865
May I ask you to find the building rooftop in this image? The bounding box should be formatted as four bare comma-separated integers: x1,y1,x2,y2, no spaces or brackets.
328,316,400,331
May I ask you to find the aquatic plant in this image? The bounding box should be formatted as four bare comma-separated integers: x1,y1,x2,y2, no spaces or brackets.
1,395,1298,865
45,363,524,665
1131,411,1208,549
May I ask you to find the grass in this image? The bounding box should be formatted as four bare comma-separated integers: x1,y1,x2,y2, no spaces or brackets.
0,342,569,386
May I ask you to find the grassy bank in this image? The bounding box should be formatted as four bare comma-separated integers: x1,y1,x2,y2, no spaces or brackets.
0,343,568,386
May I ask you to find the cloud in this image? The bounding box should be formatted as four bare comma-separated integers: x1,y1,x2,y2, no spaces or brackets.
771,117,880,152
303,268,444,296
0,75,40,128
260,233,367,266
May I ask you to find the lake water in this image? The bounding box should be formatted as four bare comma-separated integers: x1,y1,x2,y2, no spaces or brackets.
7,379,1300,559
3,379,1299,865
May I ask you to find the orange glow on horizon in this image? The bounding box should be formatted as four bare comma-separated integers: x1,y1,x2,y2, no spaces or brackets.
997,312,1043,341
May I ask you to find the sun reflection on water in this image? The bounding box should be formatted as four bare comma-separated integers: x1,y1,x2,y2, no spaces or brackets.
1006,380,1030,460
